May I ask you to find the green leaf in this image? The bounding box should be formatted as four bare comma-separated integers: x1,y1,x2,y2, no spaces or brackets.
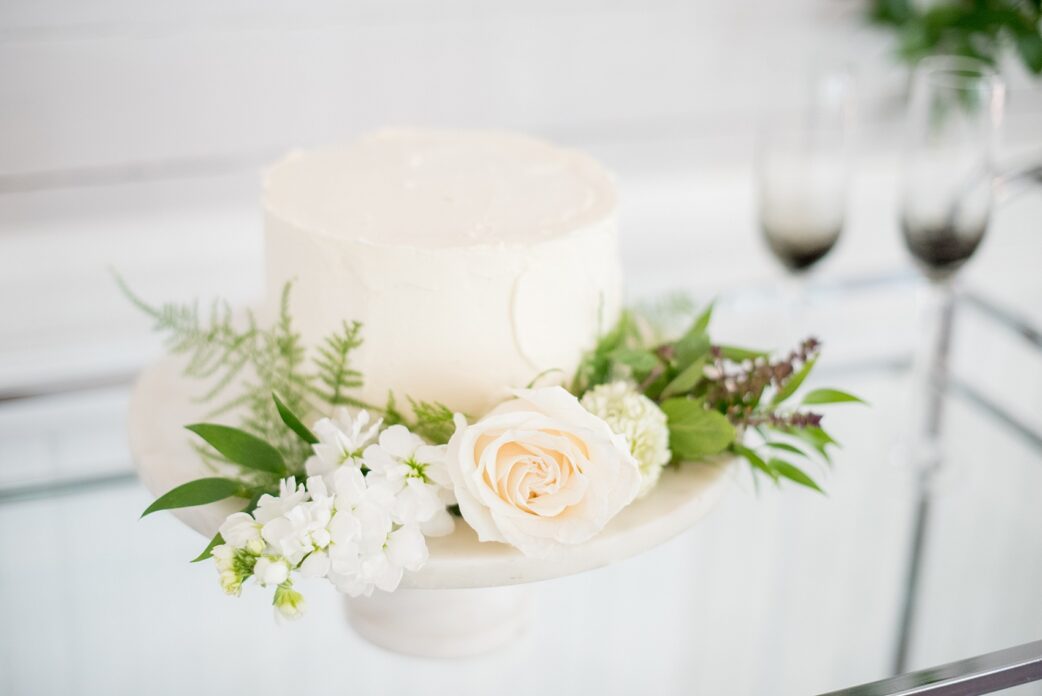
769,459,824,493
1016,31,1042,73
692,302,714,335
801,388,866,406
674,329,711,370
732,443,777,482
608,348,660,375
787,426,839,463
661,398,736,460
764,441,807,457
660,355,707,399
771,357,817,405
571,311,640,393
717,345,769,362
192,533,225,563
186,423,287,474
141,477,243,517
272,392,318,444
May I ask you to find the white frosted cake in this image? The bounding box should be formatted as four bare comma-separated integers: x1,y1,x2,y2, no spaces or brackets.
263,129,622,415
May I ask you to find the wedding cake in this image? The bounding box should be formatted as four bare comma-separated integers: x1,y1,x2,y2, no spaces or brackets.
263,128,622,416
132,127,854,644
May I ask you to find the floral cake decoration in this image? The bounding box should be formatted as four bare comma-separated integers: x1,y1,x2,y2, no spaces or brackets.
124,279,862,618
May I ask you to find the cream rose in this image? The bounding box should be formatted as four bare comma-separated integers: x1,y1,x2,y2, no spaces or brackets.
445,386,641,557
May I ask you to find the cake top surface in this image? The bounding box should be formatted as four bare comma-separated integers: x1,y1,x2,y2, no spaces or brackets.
263,128,617,248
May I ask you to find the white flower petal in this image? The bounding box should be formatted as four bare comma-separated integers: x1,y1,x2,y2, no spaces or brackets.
420,508,456,537
328,510,362,544
445,414,509,545
378,425,422,459
218,512,261,549
332,466,368,505
363,553,404,593
360,444,398,475
300,551,330,578
254,557,289,586
386,525,429,571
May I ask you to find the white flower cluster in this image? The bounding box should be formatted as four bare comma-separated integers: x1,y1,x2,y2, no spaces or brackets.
211,408,455,618
581,381,671,496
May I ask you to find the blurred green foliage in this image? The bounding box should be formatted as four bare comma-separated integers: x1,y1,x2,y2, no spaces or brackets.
868,0,1042,74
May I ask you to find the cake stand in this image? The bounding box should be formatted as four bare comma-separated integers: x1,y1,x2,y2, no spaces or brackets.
130,357,733,657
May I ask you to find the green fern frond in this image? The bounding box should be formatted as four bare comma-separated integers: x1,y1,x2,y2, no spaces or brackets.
408,398,457,445
311,320,364,406
383,392,406,427
120,277,325,473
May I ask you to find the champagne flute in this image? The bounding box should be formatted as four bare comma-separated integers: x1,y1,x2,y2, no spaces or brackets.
755,69,853,345
901,55,1005,280
757,69,853,275
901,55,1004,472
893,55,1004,674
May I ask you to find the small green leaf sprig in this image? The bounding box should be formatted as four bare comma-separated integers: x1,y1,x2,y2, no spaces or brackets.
868,0,1042,76
571,305,864,492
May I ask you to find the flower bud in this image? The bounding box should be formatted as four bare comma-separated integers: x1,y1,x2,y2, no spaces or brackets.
254,557,290,586
219,570,243,596
273,584,306,619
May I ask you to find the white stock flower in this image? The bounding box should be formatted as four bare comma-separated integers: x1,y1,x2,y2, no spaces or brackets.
256,476,336,566
319,462,438,598
363,425,456,537
327,524,428,597
209,420,448,607
253,557,290,586
305,408,382,478
253,477,308,524
581,381,672,496
324,466,394,596
261,499,333,566
444,386,641,557
218,512,264,553
328,466,394,551
299,550,330,578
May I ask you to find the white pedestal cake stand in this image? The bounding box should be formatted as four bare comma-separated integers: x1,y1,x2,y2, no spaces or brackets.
130,358,732,657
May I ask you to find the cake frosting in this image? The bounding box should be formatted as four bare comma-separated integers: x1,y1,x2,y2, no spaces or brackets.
263,128,622,416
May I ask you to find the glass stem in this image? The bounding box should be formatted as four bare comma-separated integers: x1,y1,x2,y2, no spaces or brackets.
894,278,957,674
782,271,811,345
916,279,956,474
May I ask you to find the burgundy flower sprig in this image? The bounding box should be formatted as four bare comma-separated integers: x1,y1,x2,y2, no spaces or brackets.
704,337,823,428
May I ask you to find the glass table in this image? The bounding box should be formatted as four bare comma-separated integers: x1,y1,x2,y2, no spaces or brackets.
2,268,1040,695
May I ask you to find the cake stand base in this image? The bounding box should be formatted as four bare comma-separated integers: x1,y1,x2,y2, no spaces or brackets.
344,586,533,658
